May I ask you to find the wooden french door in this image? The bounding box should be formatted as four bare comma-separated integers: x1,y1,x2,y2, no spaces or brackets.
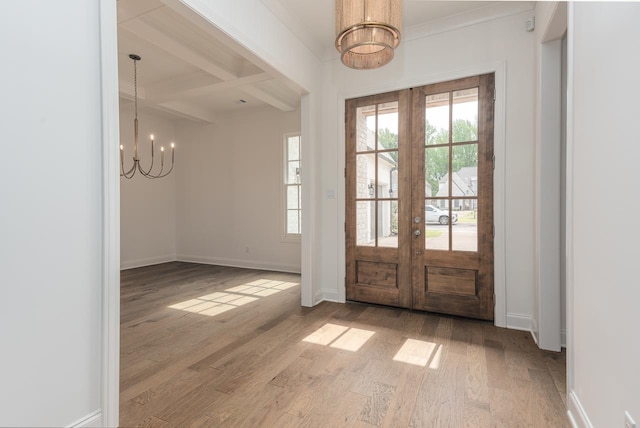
345,74,495,320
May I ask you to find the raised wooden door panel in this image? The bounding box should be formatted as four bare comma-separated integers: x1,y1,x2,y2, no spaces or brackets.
411,73,495,320
345,90,412,308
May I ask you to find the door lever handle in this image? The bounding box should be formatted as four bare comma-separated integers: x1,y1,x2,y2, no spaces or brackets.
414,229,422,236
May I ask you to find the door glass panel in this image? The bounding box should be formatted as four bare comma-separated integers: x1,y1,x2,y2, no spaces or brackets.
356,201,375,246
451,144,478,197
452,88,478,143
425,92,449,145
378,151,398,198
425,199,449,250
378,200,398,248
356,105,376,152
356,153,376,199
425,146,449,197
377,101,399,150
452,199,477,252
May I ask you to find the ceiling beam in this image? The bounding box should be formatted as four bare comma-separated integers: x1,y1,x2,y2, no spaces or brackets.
120,80,216,123
241,85,297,112
119,81,146,101
147,72,272,102
118,22,237,81
156,101,218,124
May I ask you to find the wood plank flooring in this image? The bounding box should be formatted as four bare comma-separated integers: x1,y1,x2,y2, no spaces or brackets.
120,262,568,427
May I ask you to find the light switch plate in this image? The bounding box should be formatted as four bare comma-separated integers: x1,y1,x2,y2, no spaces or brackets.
625,411,636,428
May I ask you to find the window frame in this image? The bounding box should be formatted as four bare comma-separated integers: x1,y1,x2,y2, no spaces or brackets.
282,132,302,242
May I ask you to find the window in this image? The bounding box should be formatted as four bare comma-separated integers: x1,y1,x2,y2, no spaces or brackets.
284,134,301,237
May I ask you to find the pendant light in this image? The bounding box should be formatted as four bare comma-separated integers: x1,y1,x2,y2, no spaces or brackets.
335,0,402,69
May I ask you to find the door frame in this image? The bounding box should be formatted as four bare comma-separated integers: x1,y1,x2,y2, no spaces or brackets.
100,0,121,426
337,62,508,327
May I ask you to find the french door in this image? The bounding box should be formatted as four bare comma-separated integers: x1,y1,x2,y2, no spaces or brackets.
345,74,495,320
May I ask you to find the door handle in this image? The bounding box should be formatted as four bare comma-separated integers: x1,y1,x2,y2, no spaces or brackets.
414,229,422,236
414,216,421,223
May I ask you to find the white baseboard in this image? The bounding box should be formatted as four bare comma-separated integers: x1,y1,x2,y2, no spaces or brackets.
530,316,539,345
120,254,176,270
506,312,532,331
176,254,301,274
313,289,340,305
568,390,593,428
67,410,102,428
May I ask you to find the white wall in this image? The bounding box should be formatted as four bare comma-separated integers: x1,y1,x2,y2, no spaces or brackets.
567,3,640,426
0,1,104,426
178,0,323,305
175,108,301,273
320,10,536,326
120,106,177,269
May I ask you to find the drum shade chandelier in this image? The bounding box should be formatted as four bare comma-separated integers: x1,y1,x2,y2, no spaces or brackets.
120,54,175,179
335,0,402,69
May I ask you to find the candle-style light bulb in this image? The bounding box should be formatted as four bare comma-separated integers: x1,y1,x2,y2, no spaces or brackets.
120,144,124,150
161,146,164,152
150,134,154,141
171,143,175,149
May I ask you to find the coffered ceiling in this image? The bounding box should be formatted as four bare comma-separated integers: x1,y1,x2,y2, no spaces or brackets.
117,0,534,123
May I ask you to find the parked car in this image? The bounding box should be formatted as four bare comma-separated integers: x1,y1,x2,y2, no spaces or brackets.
425,204,458,225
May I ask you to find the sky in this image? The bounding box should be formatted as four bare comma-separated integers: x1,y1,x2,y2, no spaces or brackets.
368,100,478,134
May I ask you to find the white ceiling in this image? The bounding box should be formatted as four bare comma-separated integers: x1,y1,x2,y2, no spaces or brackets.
117,0,534,122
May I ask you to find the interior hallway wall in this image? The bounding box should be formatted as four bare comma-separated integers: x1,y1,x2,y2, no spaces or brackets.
175,108,302,273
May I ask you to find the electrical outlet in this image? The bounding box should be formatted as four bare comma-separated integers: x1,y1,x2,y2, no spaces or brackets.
626,411,637,428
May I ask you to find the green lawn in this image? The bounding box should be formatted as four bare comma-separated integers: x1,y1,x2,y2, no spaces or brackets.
426,230,442,238
457,210,478,223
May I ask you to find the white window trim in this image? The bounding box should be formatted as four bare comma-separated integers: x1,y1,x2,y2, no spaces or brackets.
282,132,302,242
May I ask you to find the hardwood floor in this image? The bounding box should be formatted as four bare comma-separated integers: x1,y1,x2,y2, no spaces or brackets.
120,262,568,427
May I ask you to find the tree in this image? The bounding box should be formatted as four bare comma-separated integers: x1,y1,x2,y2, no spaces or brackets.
377,128,398,163
373,119,478,197
425,118,478,196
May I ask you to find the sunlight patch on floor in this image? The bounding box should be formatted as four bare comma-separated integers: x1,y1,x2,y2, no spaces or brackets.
302,323,375,352
393,338,439,367
330,327,376,352
167,279,299,317
429,344,443,369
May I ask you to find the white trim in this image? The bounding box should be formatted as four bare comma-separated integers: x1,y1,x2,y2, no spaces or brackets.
534,37,563,352
120,255,177,270
336,90,347,304
177,254,301,274
568,390,594,428
335,62,507,327
530,316,539,346
506,313,532,331
99,0,120,426
313,288,340,305
67,410,102,428
565,0,576,401
404,4,534,47
561,329,567,348
300,94,315,307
